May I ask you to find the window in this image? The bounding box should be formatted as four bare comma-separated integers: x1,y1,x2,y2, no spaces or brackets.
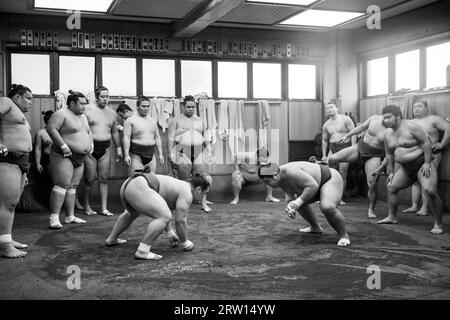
11,53,50,95
395,49,420,91
181,60,212,97
143,59,175,97
102,57,136,96
288,64,316,99
426,41,450,88
367,57,388,96
253,63,281,99
34,0,113,12
59,56,95,94
280,9,364,27
218,61,247,98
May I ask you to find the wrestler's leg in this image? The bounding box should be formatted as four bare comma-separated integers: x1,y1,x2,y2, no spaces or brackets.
64,163,86,224
328,145,359,166
97,148,113,215
128,153,144,176
123,177,172,260
402,183,421,213
193,160,212,212
418,165,443,234
416,154,441,216
265,185,280,202
378,167,413,224
49,152,73,229
319,170,350,246
297,205,323,233
11,172,28,249
365,157,382,218
0,163,27,258
83,154,98,215
105,209,139,246
338,162,350,198
230,170,244,204
149,155,157,173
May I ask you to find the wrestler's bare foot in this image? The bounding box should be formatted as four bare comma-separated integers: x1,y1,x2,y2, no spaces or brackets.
337,237,351,247
368,210,377,218
377,216,398,224
265,196,280,202
169,236,180,247
339,200,346,205
230,198,239,205
84,206,97,216
99,209,114,217
105,238,127,246
65,216,86,224
12,240,28,249
49,216,63,230
202,205,212,212
135,250,162,260
402,206,418,213
299,226,323,234
0,243,27,258
416,209,430,216
205,200,214,205
430,225,443,235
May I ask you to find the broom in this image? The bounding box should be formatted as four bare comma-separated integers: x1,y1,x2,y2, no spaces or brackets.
16,178,47,213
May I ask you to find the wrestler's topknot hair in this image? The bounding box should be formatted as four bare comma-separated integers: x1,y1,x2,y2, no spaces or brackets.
94,85,109,98
67,90,86,106
191,172,212,192
42,110,54,124
382,104,402,118
8,84,31,98
117,102,132,113
137,95,150,107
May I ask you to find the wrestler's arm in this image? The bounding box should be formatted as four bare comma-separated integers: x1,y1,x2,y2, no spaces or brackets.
321,123,329,160
285,168,319,208
345,116,357,145
34,130,43,166
110,112,122,156
46,110,66,147
154,120,164,163
174,191,193,243
410,122,432,166
122,118,132,159
384,130,395,179
433,115,450,149
342,117,371,141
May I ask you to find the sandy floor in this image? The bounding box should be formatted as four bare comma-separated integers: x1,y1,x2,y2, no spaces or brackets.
1,197,449,299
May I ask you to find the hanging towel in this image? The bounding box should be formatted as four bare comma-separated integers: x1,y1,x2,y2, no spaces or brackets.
173,99,181,118
54,90,68,109
158,99,174,132
124,98,137,111
228,100,246,159
218,100,229,141
256,100,271,149
206,98,218,146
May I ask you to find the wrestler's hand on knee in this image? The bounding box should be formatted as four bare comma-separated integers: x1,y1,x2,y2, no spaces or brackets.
432,142,443,153
421,163,431,178
338,135,349,144
285,200,301,219
386,173,394,184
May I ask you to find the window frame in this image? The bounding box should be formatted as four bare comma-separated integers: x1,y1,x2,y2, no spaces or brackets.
361,38,450,98
5,44,321,102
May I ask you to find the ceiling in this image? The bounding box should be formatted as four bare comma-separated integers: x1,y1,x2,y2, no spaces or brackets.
0,0,443,37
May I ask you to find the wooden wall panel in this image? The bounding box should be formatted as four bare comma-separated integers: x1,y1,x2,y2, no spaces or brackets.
359,97,386,121
288,101,322,141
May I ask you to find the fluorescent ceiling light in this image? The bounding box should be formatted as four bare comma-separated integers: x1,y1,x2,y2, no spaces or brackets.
247,0,317,5
280,9,364,27
34,0,114,12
